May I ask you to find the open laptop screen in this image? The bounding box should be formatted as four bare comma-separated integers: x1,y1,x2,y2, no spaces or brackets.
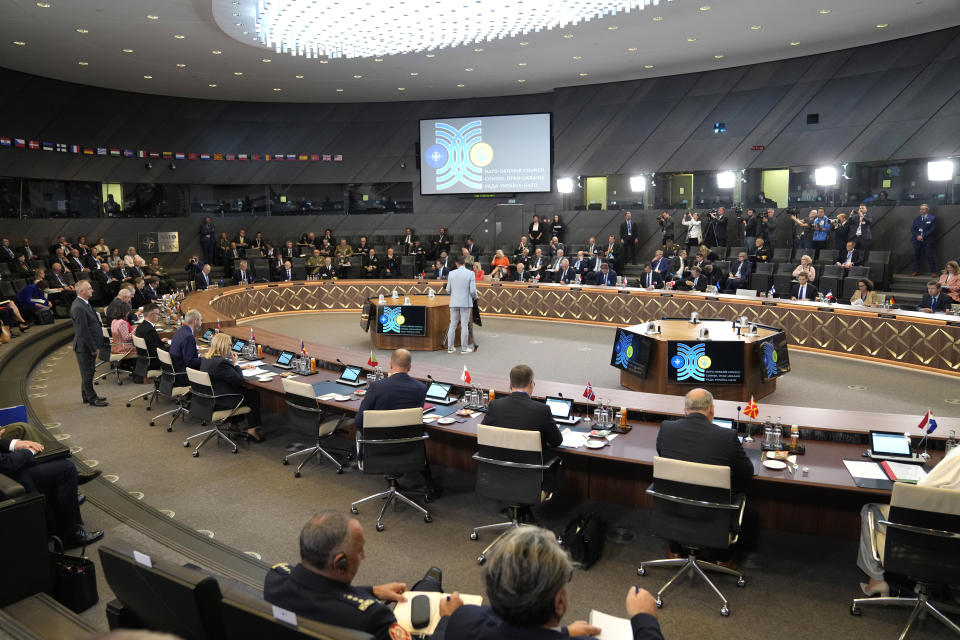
200,329,214,341
339,366,361,383
231,339,246,353
712,418,734,429
545,397,572,419
275,351,295,367
426,382,450,400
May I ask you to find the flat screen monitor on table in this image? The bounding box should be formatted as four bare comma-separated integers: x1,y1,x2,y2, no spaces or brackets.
610,328,653,378
667,341,744,384
376,305,427,337
757,331,791,381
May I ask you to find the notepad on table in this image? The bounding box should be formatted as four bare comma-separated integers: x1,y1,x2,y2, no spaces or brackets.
588,609,633,640
880,460,928,484
560,428,588,449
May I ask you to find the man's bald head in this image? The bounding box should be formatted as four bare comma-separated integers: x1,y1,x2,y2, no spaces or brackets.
390,349,412,372
684,388,714,420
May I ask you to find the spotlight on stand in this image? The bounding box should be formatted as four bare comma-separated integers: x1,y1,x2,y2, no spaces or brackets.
928,159,955,181
556,177,574,194
716,171,736,189
814,166,837,186
630,175,647,192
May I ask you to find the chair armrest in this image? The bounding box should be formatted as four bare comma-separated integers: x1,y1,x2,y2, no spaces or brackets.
0,473,26,500
868,509,881,563
358,434,429,445
645,485,741,511
879,519,960,541
472,453,556,471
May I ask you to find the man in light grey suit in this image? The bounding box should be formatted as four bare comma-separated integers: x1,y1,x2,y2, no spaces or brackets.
70,279,108,406
446,254,477,354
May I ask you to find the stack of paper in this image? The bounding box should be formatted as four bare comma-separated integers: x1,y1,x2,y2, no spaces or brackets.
588,610,633,640
241,367,268,377
560,428,589,449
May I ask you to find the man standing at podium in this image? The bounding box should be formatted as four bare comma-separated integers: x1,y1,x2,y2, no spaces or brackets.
446,255,477,354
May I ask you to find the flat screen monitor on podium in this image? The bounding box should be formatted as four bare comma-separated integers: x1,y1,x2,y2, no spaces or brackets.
667,341,745,384
757,332,791,381
610,328,653,378
375,305,427,337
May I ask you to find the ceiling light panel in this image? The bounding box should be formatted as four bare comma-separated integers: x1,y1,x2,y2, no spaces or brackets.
254,0,673,59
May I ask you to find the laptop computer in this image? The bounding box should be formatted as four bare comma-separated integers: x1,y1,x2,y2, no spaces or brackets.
712,418,734,429
231,338,247,354
545,396,580,425
199,328,214,344
425,381,456,405
868,430,923,464
336,365,366,387
272,350,296,370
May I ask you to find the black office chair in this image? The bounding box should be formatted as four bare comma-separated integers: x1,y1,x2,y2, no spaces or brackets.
99,542,225,640
0,479,51,608
638,456,746,617
281,378,349,477
772,248,793,263
182,367,251,457
469,424,561,565
125,335,163,408
750,262,774,292
866,250,891,288
842,266,872,299
150,348,191,431
818,265,845,298
771,262,795,295
850,483,960,637
350,407,432,531
220,589,374,640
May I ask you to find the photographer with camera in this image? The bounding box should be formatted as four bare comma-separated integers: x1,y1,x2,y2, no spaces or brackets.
742,209,758,250
681,211,702,250
704,207,728,248
760,208,778,249
657,211,675,246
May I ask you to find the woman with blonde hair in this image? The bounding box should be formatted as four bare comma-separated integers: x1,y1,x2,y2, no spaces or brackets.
792,255,817,283
938,260,960,303
472,261,485,281
489,249,510,280
200,333,264,442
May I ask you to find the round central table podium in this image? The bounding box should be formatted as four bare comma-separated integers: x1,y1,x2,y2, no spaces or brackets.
367,294,455,351
617,319,784,402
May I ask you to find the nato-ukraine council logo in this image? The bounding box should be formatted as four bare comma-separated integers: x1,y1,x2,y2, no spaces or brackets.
425,120,493,191
614,332,633,368
760,340,779,378
379,307,405,333
671,343,710,382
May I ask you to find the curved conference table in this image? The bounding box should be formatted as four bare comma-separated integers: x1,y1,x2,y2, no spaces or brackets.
182,279,958,539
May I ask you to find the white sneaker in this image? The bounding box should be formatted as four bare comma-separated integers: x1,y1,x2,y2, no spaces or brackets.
461,347,474,353
447,347,457,354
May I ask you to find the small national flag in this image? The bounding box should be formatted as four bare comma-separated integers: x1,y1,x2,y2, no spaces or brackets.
175,152,185,160
264,154,272,162
298,154,308,161
889,296,895,305
83,147,95,155
216,318,221,331
917,410,938,433
56,143,67,152
310,154,320,161
0,137,10,147
250,327,255,342
14,138,26,148
41,141,54,151
237,153,248,161
333,154,343,161
286,153,297,161
69,144,80,154
149,151,160,158
367,350,377,367
744,396,759,419
825,290,834,302
109,148,121,157
96,147,107,155
213,153,224,161
187,152,198,160
123,149,134,157
162,151,172,159
274,154,284,162
252,154,261,161
137,150,147,158
28,140,40,150
461,365,471,385
583,382,596,401
301,340,308,357
225,153,235,161
200,153,211,160
322,154,331,161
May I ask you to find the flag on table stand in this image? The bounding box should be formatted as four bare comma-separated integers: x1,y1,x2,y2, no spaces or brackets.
917,410,938,433
889,296,895,305
301,339,307,356
825,290,834,302
216,318,221,332
744,395,759,419
250,327,255,343
367,351,377,367
461,365,471,385
583,382,596,401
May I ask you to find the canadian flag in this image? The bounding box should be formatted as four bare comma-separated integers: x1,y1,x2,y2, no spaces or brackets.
461,365,471,385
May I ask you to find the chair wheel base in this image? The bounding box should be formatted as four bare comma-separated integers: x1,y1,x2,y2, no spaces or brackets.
637,567,646,576
336,468,343,474
231,448,238,454
192,451,199,457
149,421,155,427
470,532,478,541
183,441,189,447
376,523,385,532
655,598,662,609
282,459,289,465
477,555,485,565
737,577,745,587
720,606,729,617
850,605,861,616
125,403,131,407
294,471,301,478
350,506,359,514
166,427,173,432
424,515,432,523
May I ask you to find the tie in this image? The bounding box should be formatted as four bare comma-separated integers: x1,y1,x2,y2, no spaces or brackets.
848,251,853,262
800,286,805,299
204,275,209,285
287,270,291,279
932,296,938,309
627,221,632,234
241,271,246,281
647,274,652,287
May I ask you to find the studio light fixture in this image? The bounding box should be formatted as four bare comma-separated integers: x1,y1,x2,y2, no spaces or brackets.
556,177,575,193
630,175,647,192
814,166,838,186
716,171,736,189
255,0,672,60
927,160,955,181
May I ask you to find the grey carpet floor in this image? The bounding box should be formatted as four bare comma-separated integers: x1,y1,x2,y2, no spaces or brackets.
25,328,958,639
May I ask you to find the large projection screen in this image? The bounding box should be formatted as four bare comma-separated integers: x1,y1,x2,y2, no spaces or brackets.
419,113,552,195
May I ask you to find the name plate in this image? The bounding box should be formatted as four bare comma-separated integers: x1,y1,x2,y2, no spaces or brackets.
617,289,631,294
877,313,897,319
659,293,674,298
527,285,539,289
761,301,778,306
817,307,835,313
705,296,719,301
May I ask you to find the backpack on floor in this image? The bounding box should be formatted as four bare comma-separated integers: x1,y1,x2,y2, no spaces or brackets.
561,512,607,569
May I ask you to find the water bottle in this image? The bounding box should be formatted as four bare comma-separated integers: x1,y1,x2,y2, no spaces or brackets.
947,430,958,454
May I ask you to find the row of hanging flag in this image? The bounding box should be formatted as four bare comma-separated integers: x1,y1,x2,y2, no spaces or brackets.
0,137,343,162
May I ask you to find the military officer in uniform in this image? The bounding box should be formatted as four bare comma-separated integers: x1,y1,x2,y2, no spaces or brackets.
265,511,462,640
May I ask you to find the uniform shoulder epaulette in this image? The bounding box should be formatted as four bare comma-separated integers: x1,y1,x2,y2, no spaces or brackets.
341,592,376,612
270,562,292,574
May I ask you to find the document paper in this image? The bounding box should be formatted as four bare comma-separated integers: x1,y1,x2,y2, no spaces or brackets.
842,460,888,481
588,609,634,640
560,428,589,449
393,592,482,635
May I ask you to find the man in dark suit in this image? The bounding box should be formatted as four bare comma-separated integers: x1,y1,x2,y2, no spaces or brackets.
639,264,664,290
170,310,202,387
749,238,771,265
233,260,255,285
194,264,213,290
527,249,545,280
0,237,17,262
317,257,337,280
790,272,819,301
134,303,165,371
513,262,530,282
620,211,639,265
278,260,299,281
724,252,753,292
381,248,400,278
650,250,671,275
911,204,937,277
484,365,562,450
361,249,381,279
0,428,103,548
835,241,862,270
850,205,872,253
465,238,480,259
656,389,753,495
434,260,449,280
920,281,952,314
70,280,108,407
432,227,451,259
680,266,707,292
556,259,576,285
594,263,618,286
355,349,440,498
